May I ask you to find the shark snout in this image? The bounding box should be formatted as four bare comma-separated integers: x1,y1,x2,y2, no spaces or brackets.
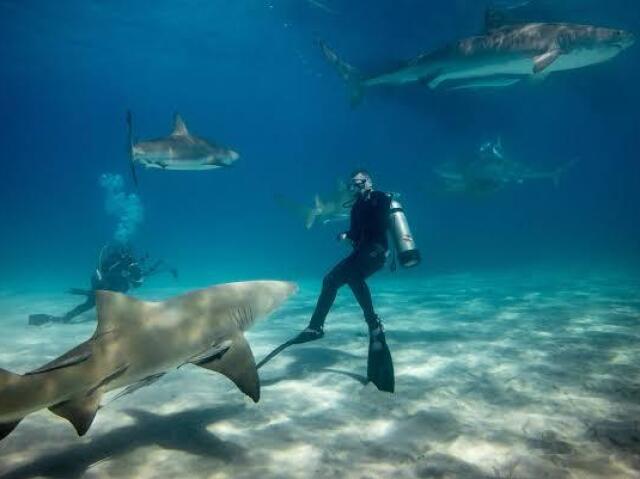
221,149,240,166
611,29,635,49
622,32,636,49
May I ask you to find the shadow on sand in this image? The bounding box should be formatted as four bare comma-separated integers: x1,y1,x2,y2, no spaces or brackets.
260,346,368,387
1,405,247,479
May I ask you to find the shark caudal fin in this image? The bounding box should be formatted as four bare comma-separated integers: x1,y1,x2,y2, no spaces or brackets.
319,40,364,108
0,368,25,441
305,210,318,229
304,195,323,229
126,110,138,187
551,158,579,187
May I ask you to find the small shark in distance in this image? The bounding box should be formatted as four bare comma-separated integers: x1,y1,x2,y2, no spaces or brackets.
275,179,354,229
319,10,634,106
127,111,240,185
0,280,297,442
432,138,577,195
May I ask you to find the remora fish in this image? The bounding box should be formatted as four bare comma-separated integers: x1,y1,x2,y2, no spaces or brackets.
275,179,353,229
127,111,240,184
320,12,634,106
0,280,297,441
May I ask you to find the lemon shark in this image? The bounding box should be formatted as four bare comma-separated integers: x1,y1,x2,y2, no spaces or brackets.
320,13,634,106
127,111,240,184
0,280,297,442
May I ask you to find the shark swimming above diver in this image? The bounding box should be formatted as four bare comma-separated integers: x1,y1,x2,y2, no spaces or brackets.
320,10,635,106
127,111,240,185
431,137,577,195
275,179,353,229
0,280,297,442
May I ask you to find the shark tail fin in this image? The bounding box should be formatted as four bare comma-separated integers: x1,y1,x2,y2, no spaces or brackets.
0,368,25,441
305,209,318,229
305,195,324,229
126,110,138,187
552,158,579,187
318,40,364,108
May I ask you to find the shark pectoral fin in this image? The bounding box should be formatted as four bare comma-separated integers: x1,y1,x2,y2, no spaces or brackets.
0,419,22,441
444,76,522,91
197,333,260,403
49,391,102,436
533,49,560,74
418,70,443,90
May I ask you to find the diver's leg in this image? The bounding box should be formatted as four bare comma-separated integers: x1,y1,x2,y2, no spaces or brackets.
348,249,394,392
308,256,352,330
348,278,377,324
60,295,96,323
291,256,353,343
347,247,386,327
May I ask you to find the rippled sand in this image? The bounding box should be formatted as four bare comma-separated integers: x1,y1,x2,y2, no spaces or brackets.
1,270,639,478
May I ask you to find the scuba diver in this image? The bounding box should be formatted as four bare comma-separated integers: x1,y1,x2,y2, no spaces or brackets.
28,243,177,326
259,169,420,393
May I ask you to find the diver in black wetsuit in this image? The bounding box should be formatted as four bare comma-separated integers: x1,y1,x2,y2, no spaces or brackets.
28,244,177,325
298,169,391,340
258,170,395,392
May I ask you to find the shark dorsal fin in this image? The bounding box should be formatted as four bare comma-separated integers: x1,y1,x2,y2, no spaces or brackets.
95,290,147,335
172,114,190,137
314,195,323,210
485,7,509,31
196,333,260,402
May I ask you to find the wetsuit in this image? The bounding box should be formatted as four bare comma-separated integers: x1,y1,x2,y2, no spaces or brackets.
309,190,391,330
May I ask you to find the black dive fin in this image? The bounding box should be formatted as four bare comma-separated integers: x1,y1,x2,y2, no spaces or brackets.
367,334,395,393
68,288,92,296
0,419,22,441
49,391,102,436
197,334,260,402
28,314,59,326
126,110,138,187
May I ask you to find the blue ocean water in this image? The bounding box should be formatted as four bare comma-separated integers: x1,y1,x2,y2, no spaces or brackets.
0,1,639,478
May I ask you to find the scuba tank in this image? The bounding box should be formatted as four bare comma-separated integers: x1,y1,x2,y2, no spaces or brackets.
389,198,421,268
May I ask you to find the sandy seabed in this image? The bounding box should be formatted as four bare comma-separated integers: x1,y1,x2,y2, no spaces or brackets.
0,270,638,479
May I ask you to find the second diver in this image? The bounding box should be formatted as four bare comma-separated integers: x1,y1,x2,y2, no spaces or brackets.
28,243,177,325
